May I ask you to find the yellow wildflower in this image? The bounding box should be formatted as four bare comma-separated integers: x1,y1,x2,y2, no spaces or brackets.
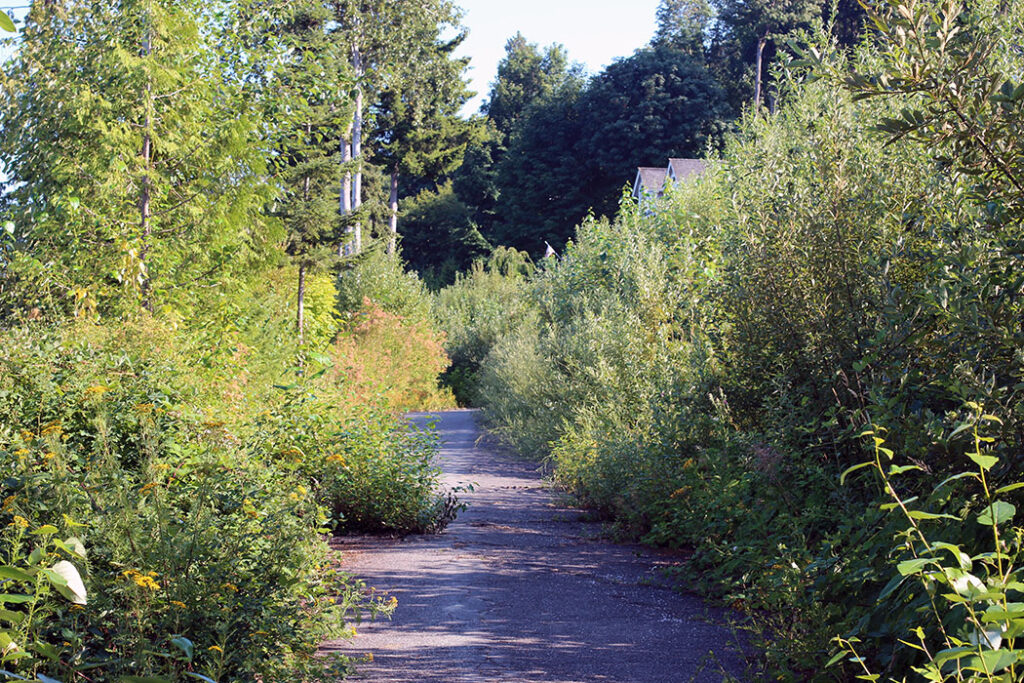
134,403,154,414
11,515,29,528
170,600,186,608
42,452,56,460
18,429,34,441
122,569,160,590
223,583,238,593
13,448,29,457
326,453,346,466
1,495,16,512
138,482,159,494
84,386,109,396
208,645,224,653
241,499,257,517
682,458,695,469
40,422,63,437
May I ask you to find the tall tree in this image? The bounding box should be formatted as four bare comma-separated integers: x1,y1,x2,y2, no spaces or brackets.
454,34,582,242
483,33,581,143
327,0,464,255
369,23,477,255
712,0,822,109
271,1,350,343
653,0,714,56
0,0,274,318
492,45,725,254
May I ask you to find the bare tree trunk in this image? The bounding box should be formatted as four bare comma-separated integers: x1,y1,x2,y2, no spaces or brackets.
297,261,306,345
139,20,153,312
754,33,767,111
299,142,310,344
351,46,363,255
340,130,352,256
388,163,399,255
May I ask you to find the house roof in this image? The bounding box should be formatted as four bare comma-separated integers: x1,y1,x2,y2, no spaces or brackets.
667,158,706,183
633,167,668,199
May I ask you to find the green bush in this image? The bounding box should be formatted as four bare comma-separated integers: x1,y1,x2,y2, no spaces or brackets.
443,7,1024,677
433,247,534,406
0,298,450,680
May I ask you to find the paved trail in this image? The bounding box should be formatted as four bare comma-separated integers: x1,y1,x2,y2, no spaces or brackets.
323,410,747,682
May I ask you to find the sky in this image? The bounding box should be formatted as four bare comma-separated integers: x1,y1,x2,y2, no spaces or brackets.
452,0,662,115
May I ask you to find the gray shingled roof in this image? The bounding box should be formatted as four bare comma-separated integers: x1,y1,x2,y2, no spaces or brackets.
667,158,706,183
633,167,668,198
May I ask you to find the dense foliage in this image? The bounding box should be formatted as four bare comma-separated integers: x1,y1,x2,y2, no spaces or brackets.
439,1,1024,679
0,0,460,680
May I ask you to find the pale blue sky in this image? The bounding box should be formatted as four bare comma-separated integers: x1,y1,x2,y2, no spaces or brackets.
453,0,662,114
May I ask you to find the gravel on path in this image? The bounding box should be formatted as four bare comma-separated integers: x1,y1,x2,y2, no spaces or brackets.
322,409,749,682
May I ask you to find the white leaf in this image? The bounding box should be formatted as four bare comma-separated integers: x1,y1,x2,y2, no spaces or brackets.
51,560,87,605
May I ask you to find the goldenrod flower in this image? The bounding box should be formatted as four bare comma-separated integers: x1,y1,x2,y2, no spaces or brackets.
11,515,29,528
208,645,224,653
170,600,186,608
40,422,63,437
122,569,160,590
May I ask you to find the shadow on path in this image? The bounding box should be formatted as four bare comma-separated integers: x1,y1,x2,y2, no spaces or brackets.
322,410,748,682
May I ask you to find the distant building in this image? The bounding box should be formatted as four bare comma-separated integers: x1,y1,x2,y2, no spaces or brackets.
632,167,668,202
631,158,706,203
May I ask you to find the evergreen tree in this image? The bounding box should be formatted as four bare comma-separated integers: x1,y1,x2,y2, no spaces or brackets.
327,0,464,254
369,22,479,255
455,33,582,244
483,33,580,142
272,1,350,343
492,46,725,255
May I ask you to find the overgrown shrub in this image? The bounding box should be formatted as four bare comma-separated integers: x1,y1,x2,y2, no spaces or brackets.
0,272,451,680
443,5,1024,678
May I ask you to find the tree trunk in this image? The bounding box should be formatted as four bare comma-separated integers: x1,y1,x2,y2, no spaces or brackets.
388,163,399,255
139,20,153,312
340,131,352,256
351,46,363,255
297,261,306,346
754,33,767,111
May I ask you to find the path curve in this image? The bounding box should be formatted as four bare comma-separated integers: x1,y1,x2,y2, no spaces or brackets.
323,410,747,682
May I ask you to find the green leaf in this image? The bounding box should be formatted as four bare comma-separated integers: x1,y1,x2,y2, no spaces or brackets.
967,452,998,470
30,525,58,536
996,482,1024,495
933,542,972,570
977,501,1015,525
961,649,1018,674
840,461,874,485
0,594,33,605
0,608,26,625
0,567,34,583
897,557,934,576
0,13,14,33
906,510,959,520
825,650,847,667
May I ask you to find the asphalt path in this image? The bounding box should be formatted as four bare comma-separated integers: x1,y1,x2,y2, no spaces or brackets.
323,409,748,682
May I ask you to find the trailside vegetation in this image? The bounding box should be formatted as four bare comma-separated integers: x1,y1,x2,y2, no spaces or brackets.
0,0,460,679
441,0,1024,679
